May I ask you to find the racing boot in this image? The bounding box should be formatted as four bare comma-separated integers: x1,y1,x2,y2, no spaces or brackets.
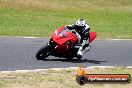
76,40,87,59
83,43,91,53
76,46,83,59
76,39,91,59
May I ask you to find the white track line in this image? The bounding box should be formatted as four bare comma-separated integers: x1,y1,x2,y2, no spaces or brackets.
0,66,132,73
109,39,132,40
23,37,38,39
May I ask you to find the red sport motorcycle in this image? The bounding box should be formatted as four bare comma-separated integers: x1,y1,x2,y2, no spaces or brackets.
36,26,96,60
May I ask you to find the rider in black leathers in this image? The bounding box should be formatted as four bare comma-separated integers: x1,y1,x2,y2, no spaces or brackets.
66,19,91,58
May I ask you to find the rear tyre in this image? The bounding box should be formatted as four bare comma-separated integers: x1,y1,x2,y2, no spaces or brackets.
76,54,82,60
36,45,51,60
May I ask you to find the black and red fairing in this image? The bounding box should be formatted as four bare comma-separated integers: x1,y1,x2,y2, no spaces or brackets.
51,26,97,45
51,26,78,54
51,26,96,55
51,26,78,45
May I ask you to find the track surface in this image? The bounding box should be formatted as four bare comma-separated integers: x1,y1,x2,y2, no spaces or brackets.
0,37,132,71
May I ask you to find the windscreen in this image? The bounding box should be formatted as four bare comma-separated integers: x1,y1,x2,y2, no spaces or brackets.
59,28,71,38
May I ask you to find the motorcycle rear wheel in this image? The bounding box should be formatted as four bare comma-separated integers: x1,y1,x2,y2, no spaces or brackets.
36,45,51,60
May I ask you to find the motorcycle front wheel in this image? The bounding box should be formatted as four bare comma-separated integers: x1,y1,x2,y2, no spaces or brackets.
36,45,51,60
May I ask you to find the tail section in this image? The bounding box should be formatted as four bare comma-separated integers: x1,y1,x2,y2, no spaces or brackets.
90,32,97,43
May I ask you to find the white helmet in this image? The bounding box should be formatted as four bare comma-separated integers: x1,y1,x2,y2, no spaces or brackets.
75,19,86,27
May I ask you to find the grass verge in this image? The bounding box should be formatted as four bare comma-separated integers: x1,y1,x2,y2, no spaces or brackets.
0,67,132,88
0,0,132,38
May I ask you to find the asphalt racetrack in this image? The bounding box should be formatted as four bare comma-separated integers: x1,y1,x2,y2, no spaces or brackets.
0,37,132,71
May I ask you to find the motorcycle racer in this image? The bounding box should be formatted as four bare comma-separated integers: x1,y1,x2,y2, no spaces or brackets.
36,21,96,60
66,19,91,58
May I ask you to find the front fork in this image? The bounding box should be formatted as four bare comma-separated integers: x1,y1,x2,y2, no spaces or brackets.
47,38,58,55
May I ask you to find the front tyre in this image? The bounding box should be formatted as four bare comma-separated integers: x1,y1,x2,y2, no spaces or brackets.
36,45,51,60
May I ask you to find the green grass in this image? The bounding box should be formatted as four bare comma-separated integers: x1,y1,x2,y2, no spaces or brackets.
0,67,132,88
0,0,132,38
